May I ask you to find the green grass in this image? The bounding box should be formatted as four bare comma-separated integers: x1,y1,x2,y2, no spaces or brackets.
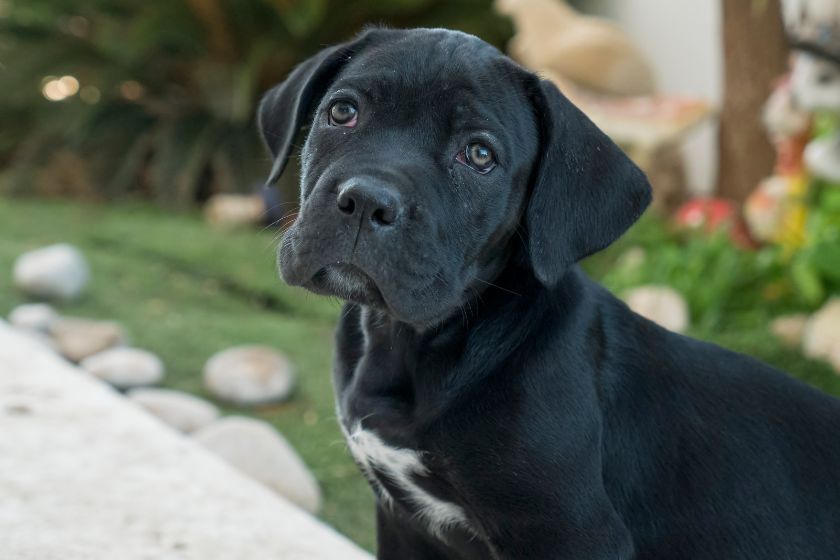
1,197,838,552
0,197,376,550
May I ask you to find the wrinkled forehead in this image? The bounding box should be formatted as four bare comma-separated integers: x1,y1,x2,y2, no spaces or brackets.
343,29,501,79
329,30,528,128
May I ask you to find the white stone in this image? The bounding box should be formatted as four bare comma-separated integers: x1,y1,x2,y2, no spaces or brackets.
624,285,690,333
203,346,295,405
192,416,321,514
128,388,219,433
8,303,58,332
13,243,90,301
803,299,840,361
770,314,809,349
49,317,127,363
0,323,371,560
81,348,164,390
829,345,840,376
204,194,266,227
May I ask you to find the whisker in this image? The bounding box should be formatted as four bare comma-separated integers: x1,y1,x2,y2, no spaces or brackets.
259,216,286,233
513,224,528,250
470,285,486,308
258,202,301,233
263,213,298,250
473,277,521,297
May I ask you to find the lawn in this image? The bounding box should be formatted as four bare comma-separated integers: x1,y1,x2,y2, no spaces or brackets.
1,196,838,552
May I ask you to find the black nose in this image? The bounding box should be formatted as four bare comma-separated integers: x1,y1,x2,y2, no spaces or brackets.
336,179,403,227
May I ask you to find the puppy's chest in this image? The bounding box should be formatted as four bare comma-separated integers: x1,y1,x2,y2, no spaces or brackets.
337,401,474,539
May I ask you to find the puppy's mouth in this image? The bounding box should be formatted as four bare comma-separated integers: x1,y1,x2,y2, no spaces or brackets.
307,263,386,307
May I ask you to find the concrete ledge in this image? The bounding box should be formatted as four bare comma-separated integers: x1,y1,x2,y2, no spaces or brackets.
0,322,372,560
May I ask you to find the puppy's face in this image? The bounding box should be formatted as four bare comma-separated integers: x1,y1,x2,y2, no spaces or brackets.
260,28,651,327
279,31,537,325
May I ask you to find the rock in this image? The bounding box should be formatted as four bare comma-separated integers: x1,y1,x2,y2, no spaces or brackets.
80,347,164,390
204,194,266,228
127,388,219,433
203,346,295,406
50,317,127,363
13,243,90,301
803,299,840,361
8,303,58,332
624,285,690,333
496,0,656,96
829,345,840,376
770,314,809,349
192,416,321,513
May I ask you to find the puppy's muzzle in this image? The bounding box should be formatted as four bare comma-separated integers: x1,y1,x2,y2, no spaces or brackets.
336,177,405,230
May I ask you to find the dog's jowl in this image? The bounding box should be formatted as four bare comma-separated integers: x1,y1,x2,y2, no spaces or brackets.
259,27,840,560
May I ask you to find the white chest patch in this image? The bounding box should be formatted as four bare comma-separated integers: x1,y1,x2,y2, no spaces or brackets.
341,421,472,538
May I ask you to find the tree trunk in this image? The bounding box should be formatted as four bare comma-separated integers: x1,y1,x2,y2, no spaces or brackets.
717,0,789,202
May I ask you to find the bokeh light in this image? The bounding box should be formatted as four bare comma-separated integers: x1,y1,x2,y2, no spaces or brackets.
119,80,144,101
41,75,80,102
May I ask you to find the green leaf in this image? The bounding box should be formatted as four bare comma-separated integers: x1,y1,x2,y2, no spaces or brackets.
791,257,824,305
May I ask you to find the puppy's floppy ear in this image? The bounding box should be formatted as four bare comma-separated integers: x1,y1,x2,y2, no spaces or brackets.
525,78,652,285
257,32,375,184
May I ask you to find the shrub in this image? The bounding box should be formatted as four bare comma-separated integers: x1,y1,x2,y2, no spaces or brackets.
0,0,512,206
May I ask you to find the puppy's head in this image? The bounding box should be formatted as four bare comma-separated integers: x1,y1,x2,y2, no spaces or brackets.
259,28,650,326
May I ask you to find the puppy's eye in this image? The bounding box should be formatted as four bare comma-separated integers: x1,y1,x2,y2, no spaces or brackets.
329,100,358,127
456,142,496,174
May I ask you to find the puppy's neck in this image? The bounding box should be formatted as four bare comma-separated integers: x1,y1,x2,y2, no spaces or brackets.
356,262,587,390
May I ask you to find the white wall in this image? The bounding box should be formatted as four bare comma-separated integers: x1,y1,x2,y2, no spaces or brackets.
585,0,723,195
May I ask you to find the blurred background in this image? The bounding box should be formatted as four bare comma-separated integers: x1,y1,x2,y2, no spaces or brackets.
1,0,839,551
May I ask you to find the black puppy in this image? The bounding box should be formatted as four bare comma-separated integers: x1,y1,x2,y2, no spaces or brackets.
259,28,840,559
